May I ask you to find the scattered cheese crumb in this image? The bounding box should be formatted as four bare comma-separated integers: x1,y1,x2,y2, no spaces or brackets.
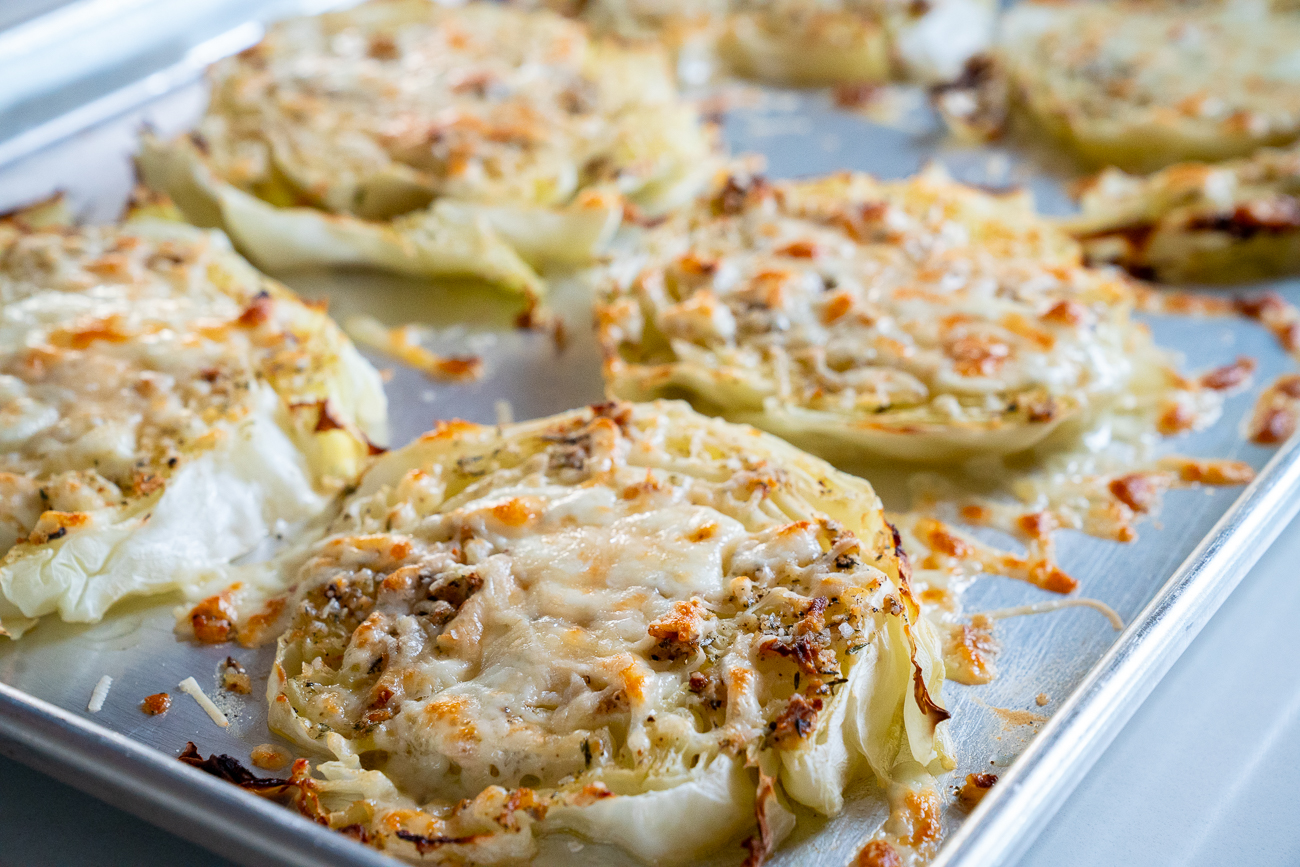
495,400,515,426
250,743,292,771
87,676,112,713
220,657,251,695
1036,693,1050,707
179,676,229,727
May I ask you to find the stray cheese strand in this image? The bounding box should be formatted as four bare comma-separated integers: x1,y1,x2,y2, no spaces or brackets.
977,598,1124,631
179,676,229,727
87,675,112,713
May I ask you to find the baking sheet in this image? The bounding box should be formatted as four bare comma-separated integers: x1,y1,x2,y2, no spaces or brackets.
1,65,1300,867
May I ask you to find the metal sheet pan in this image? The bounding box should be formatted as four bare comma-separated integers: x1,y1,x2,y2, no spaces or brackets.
1,39,1299,867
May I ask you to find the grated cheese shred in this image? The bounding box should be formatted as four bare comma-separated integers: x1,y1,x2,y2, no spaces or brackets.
179,676,229,727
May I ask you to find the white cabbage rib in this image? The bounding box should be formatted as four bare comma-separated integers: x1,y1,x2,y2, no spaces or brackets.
265,401,953,864
0,209,387,637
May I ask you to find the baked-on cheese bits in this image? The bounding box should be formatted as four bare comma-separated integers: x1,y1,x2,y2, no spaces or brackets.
139,0,717,309
526,0,996,86
1066,145,1300,284
999,0,1300,171
597,168,1180,462
0,199,387,638
267,401,952,864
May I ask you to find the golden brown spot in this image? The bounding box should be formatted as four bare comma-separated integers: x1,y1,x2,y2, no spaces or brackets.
1199,356,1256,391
140,693,171,716
423,419,482,442
900,786,943,850
250,743,292,771
84,253,132,279
833,83,880,109
686,523,718,542
619,663,647,703
776,240,819,259
491,497,538,527
27,510,89,544
956,773,998,810
947,334,1010,377
1016,511,1057,539
648,599,712,661
366,33,399,59
1157,400,1198,435
237,596,286,648
1165,458,1255,485
944,615,998,686
769,694,823,749
190,593,237,644
1252,407,1296,444
220,657,251,694
1032,561,1079,594
131,470,165,497
987,704,1049,726
919,586,949,605
858,841,904,867
1002,312,1055,350
1109,474,1159,513
47,315,133,349
676,252,717,276
236,294,274,328
923,522,972,559
1278,375,1300,399
821,290,854,325
1041,299,1087,327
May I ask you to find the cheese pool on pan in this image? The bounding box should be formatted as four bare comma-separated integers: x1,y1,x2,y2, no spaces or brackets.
522,0,996,86
139,0,718,309
998,0,1300,172
267,401,953,865
0,199,387,638
596,168,1180,463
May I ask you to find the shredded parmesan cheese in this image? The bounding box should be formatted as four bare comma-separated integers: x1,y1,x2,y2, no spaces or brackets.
179,676,229,727
87,675,112,713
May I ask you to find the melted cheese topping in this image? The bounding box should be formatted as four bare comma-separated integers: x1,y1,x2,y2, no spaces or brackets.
1068,145,1300,283
199,1,713,218
0,211,386,633
597,169,1175,461
269,402,952,864
1001,0,1300,170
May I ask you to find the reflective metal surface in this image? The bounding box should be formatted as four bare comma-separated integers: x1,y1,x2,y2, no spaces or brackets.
0,51,1298,867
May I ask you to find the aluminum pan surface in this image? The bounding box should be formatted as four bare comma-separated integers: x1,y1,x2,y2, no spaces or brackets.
0,80,1298,867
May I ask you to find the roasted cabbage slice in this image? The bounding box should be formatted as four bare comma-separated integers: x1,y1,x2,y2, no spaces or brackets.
524,0,996,86
0,201,387,637
1066,145,1300,284
268,401,953,864
999,0,1300,172
596,169,1169,463
139,0,717,308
